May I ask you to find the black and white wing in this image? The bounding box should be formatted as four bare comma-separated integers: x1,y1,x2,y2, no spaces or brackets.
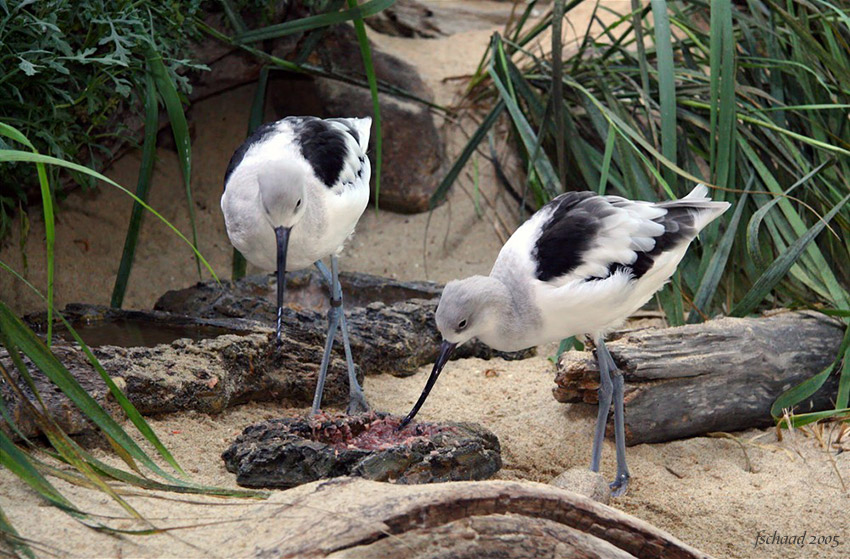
223,116,371,192
497,185,729,288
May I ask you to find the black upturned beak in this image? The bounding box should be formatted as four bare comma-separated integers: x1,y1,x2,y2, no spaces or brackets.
274,226,291,345
399,340,457,428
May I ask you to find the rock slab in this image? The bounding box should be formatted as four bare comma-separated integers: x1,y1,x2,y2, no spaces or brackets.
222,412,501,488
155,273,535,378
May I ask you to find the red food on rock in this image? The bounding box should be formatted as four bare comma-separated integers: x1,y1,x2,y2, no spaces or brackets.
307,412,455,451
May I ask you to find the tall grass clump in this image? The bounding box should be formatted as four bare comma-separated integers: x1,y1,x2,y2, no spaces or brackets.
438,0,850,421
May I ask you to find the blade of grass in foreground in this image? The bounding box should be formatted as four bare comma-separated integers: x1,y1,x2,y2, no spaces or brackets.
0,426,78,514
0,263,184,476
0,148,219,282
111,73,159,308
347,0,383,211
146,46,202,278
0,303,185,481
233,66,272,280
0,503,35,559
0,123,55,347
1,260,269,499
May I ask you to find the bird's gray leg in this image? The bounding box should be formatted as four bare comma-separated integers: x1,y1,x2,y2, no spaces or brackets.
589,338,614,473
598,339,630,497
314,258,369,414
310,284,340,415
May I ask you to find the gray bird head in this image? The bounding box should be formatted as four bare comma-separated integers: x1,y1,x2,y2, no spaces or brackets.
436,275,507,347
400,275,509,429
257,159,307,229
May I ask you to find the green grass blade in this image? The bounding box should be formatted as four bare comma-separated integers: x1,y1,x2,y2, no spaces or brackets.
0,150,219,283
651,0,677,190
145,47,201,278
836,344,850,410
630,0,650,102
0,503,35,559
346,0,383,211
490,65,559,198
777,408,850,429
597,122,616,194
658,272,685,326
771,324,850,418
739,140,849,308
0,123,54,347
714,0,735,188
0,303,183,481
731,192,850,317
111,73,159,308
231,251,247,281
238,0,397,43
0,428,77,513
429,101,505,207
0,262,186,476
551,0,566,190
688,180,751,322
219,0,247,35
745,159,832,271
232,66,272,280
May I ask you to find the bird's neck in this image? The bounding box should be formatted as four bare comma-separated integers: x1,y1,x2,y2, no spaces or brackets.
485,273,542,351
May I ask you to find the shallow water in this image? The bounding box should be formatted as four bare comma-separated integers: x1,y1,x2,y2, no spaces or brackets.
54,318,238,348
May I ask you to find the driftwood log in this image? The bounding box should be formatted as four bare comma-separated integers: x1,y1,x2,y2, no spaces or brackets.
554,311,844,445
230,477,711,558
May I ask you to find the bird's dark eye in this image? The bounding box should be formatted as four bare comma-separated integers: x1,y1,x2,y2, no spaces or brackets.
458,319,468,330
296,199,302,208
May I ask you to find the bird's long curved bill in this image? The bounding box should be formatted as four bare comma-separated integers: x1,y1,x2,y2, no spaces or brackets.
274,226,291,344
399,340,457,428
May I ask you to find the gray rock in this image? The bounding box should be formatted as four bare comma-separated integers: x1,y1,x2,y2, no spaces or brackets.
266,18,447,213
365,0,442,38
222,412,501,488
549,467,611,504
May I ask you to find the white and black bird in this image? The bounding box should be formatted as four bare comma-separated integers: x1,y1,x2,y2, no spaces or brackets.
221,115,372,414
400,184,730,496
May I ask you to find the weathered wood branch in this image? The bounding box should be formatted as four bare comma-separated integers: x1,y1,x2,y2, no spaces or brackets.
553,311,844,445
239,477,711,558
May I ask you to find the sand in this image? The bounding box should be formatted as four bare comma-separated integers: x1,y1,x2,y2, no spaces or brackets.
1,2,848,558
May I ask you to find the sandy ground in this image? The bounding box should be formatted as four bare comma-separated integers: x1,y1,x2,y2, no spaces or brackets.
2,2,849,558
2,360,847,559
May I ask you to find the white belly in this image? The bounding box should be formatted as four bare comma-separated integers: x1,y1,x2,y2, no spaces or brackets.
222,181,369,272
536,246,689,341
